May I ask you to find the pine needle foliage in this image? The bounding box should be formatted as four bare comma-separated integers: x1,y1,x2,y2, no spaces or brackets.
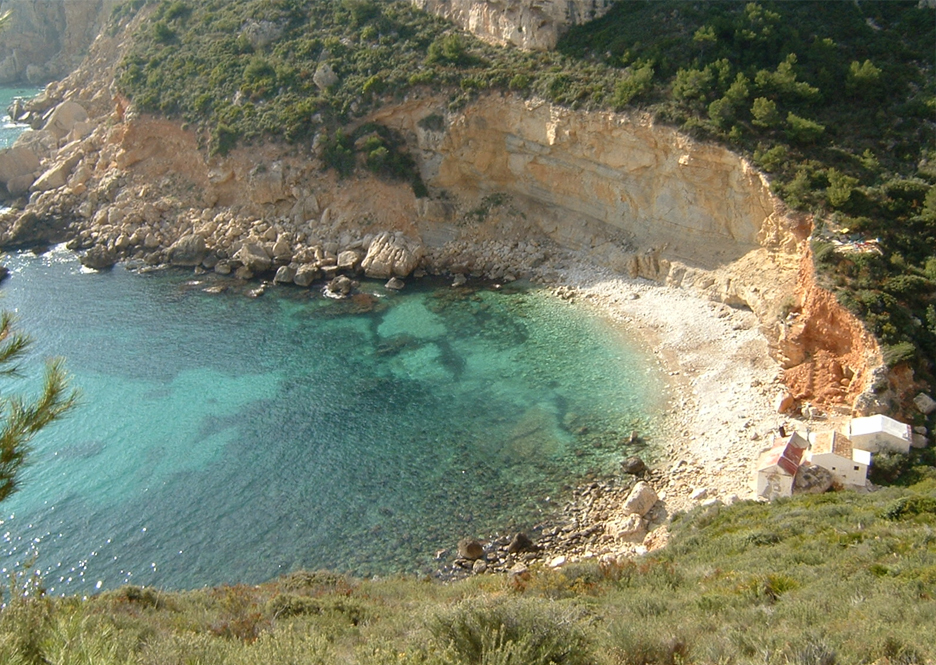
0,313,78,503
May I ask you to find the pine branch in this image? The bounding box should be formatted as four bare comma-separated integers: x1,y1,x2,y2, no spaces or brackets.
0,312,31,378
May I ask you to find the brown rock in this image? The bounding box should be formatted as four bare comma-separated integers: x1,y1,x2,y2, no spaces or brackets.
457,538,484,560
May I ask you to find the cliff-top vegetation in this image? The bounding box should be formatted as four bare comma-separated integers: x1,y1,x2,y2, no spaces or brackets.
0,481,934,664
113,0,935,411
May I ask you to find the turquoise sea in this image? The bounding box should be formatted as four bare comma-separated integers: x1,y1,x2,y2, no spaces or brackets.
0,86,39,150
0,87,667,594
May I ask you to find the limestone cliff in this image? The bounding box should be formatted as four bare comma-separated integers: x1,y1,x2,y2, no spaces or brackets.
0,0,119,84
411,0,613,50
0,9,882,415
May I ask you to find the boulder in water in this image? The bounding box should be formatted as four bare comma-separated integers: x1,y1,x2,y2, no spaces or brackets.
361,232,423,279
168,234,207,267
293,263,320,287
234,242,272,273
80,245,117,270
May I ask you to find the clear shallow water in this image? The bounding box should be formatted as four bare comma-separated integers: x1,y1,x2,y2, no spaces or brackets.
0,250,667,594
0,86,39,150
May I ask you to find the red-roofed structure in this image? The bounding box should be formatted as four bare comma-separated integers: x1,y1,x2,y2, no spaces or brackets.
754,432,808,500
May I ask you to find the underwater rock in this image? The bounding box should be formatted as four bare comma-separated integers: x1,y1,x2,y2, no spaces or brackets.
385,277,405,290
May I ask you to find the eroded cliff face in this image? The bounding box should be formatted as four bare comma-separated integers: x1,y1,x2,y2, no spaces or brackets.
411,0,613,50
1,46,881,414
0,0,118,84
779,253,883,414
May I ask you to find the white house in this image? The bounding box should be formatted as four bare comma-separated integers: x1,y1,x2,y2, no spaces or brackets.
755,432,808,501
808,431,870,489
848,415,912,454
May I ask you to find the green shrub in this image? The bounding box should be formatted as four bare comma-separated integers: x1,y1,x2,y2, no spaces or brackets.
429,597,591,665
750,96,780,128
786,112,825,144
882,341,917,368
884,495,936,521
612,63,654,109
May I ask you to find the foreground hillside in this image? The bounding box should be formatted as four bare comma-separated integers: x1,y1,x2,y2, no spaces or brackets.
1,483,934,664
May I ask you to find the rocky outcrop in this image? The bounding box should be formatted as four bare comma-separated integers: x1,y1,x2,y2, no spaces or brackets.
411,0,614,50
361,232,423,278
0,0,120,84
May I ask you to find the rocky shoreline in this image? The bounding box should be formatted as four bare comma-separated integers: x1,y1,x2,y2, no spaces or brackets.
0,13,891,579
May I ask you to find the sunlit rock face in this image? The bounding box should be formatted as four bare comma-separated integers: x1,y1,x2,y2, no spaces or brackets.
0,0,120,84
411,0,614,50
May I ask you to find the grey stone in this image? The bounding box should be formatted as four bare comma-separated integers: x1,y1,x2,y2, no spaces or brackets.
457,538,484,561
167,234,207,266
913,393,936,415
507,532,536,554
234,242,272,273
313,63,339,90
274,264,297,284
621,456,648,475
293,264,320,287
80,245,117,270
793,462,833,495
337,249,361,271
385,277,405,290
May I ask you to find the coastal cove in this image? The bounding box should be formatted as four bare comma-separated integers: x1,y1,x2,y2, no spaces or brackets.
0,248,667,593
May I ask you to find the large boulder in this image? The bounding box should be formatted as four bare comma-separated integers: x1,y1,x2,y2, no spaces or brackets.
30,154,81,192
167,234,208,266
457,538,484,560
234,242,272,273
914,393,936,416
607,513,648,542
620,481,658,517
313,62,339,90
337,249,361,271
248,162,286,204
274,264,297,284
80,244,117,270
361,232,423,279
42,101,89,142
293,263,321,287
793,463,833,495
0,146,41,193
2,210,67,248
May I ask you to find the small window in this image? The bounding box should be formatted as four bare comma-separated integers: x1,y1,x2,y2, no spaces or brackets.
854,466,859,471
